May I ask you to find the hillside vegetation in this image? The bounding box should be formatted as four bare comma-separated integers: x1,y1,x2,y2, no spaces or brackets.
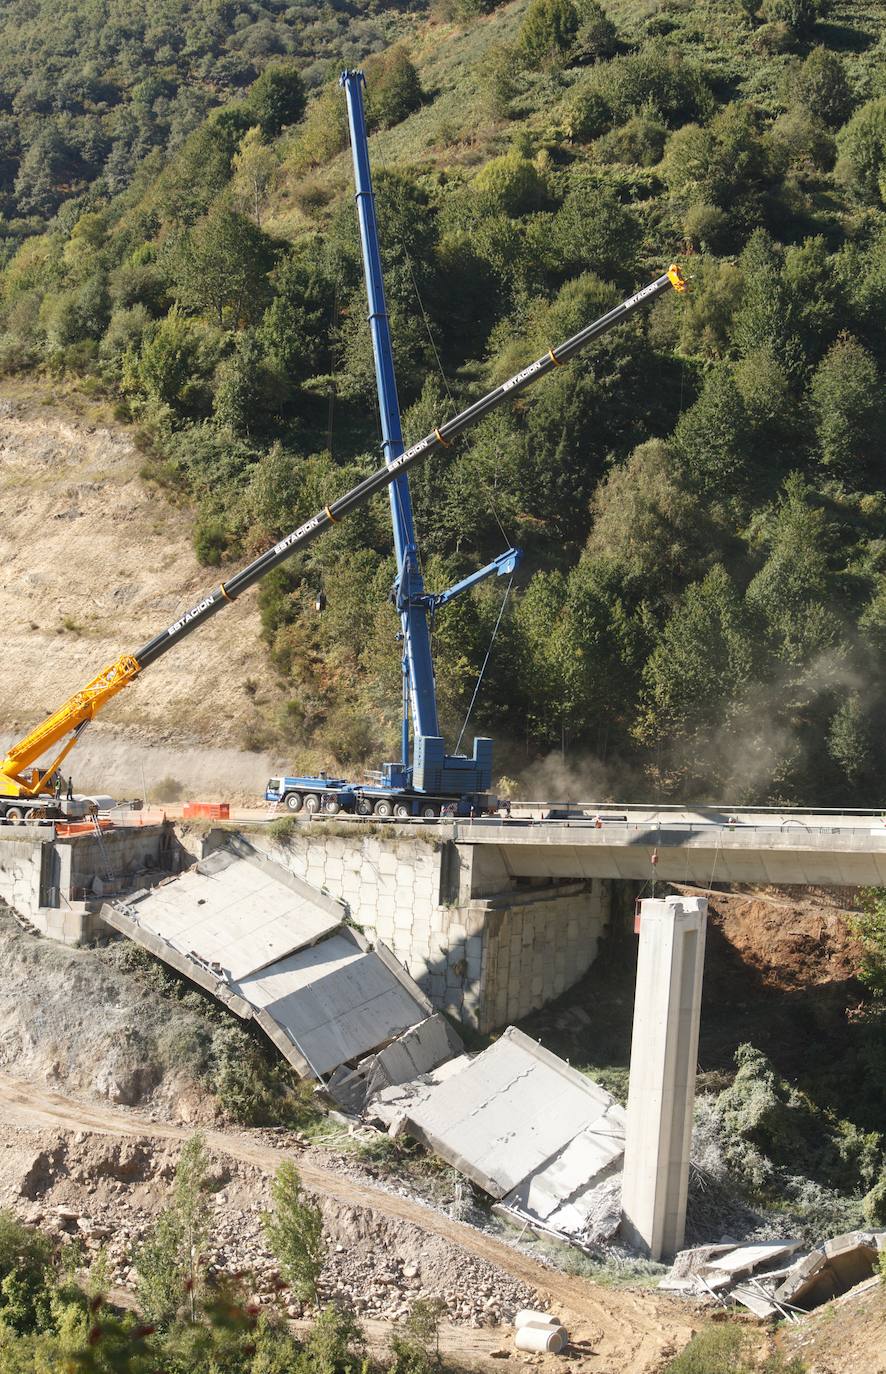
0,0,885,803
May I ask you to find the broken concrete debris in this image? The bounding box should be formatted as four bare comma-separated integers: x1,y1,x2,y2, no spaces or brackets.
662,1230,886,1317
102,834,462,1083
367,1026,626,1249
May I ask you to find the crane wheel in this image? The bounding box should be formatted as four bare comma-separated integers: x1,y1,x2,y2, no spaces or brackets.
303,793,321,815
285,792,303,813
4,807,23,825
393,803,411,818
356,799,373,816
420,804,438,819
374,799,393,818
24,808,41,823
323,797,341,815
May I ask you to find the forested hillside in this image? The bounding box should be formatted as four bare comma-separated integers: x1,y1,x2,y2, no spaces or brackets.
1,0,884,804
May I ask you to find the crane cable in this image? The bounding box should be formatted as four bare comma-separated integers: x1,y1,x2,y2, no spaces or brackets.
454,575,514,755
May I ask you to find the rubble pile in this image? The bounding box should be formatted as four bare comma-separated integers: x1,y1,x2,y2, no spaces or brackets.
661,1231,886,1318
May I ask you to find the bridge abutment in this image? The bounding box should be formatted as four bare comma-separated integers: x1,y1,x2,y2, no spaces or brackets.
250,829,610,1031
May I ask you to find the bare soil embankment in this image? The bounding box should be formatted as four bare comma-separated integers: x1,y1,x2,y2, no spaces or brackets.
0,386,287,797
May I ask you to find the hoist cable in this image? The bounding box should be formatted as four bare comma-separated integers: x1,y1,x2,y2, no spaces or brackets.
455,577,513,755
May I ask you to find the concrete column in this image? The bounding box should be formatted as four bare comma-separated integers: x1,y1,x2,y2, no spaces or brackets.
620,894,707,1262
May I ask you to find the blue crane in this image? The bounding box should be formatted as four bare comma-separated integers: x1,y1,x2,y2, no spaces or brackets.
338,68,521,810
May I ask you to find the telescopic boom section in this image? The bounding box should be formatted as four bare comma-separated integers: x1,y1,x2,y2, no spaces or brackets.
0,263,686,795
341,69,439,763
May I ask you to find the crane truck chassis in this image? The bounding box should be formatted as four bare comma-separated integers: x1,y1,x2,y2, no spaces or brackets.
0,237,685,822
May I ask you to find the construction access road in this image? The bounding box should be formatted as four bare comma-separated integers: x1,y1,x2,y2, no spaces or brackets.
0,1071,695,1374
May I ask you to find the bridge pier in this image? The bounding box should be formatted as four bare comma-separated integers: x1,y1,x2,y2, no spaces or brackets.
621,894,707,1261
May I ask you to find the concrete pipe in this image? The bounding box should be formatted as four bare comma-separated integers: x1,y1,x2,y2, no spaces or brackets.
514,1310,560,1330
515,1325,568,1354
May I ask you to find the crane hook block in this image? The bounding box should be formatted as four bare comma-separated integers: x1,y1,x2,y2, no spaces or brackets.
667,263,688,293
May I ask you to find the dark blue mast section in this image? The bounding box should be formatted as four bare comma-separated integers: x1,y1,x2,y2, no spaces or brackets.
341,70,438,773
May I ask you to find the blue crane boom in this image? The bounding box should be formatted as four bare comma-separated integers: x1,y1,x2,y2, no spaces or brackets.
340,69,521,799
341,69,437,772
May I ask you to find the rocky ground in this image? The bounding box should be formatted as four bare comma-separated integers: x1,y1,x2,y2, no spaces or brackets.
4,1128,537,1327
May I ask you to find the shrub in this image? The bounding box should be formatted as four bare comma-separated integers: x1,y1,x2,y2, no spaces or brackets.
768,107,836,174
193,516,228,566
596,108,667,165
863,1173,886,1225
682,202,731,252
761,0,822,36
837,97,886,203
663,1325,749,1374
365,47,423,128
564,85,612,141
519,0,580,68
472,152,548,215
574,0,617,61
594,40,714,127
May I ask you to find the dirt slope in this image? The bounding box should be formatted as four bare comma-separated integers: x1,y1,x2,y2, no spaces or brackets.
0,386,288,797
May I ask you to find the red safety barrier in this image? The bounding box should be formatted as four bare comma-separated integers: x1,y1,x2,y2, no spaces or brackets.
55,818,116,837
182,802,230,820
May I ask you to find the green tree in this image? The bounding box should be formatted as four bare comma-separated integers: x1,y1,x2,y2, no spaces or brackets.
365,47,423,128
248,63,306,139
587,439,714,583
837,97,886,204
809,333,884,484
791,46,853,129
635,564,754,749
262,1160,325,1304
232,126,279,225
0,1212,54,1334
125,308,216,415
258,251,330,383
135,1133,212,1327
730,229,789,362
745,475,843,666
214,331,282,437
551,180,641,279
174,205,277,328
672,365,755,497
519,0,580,68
